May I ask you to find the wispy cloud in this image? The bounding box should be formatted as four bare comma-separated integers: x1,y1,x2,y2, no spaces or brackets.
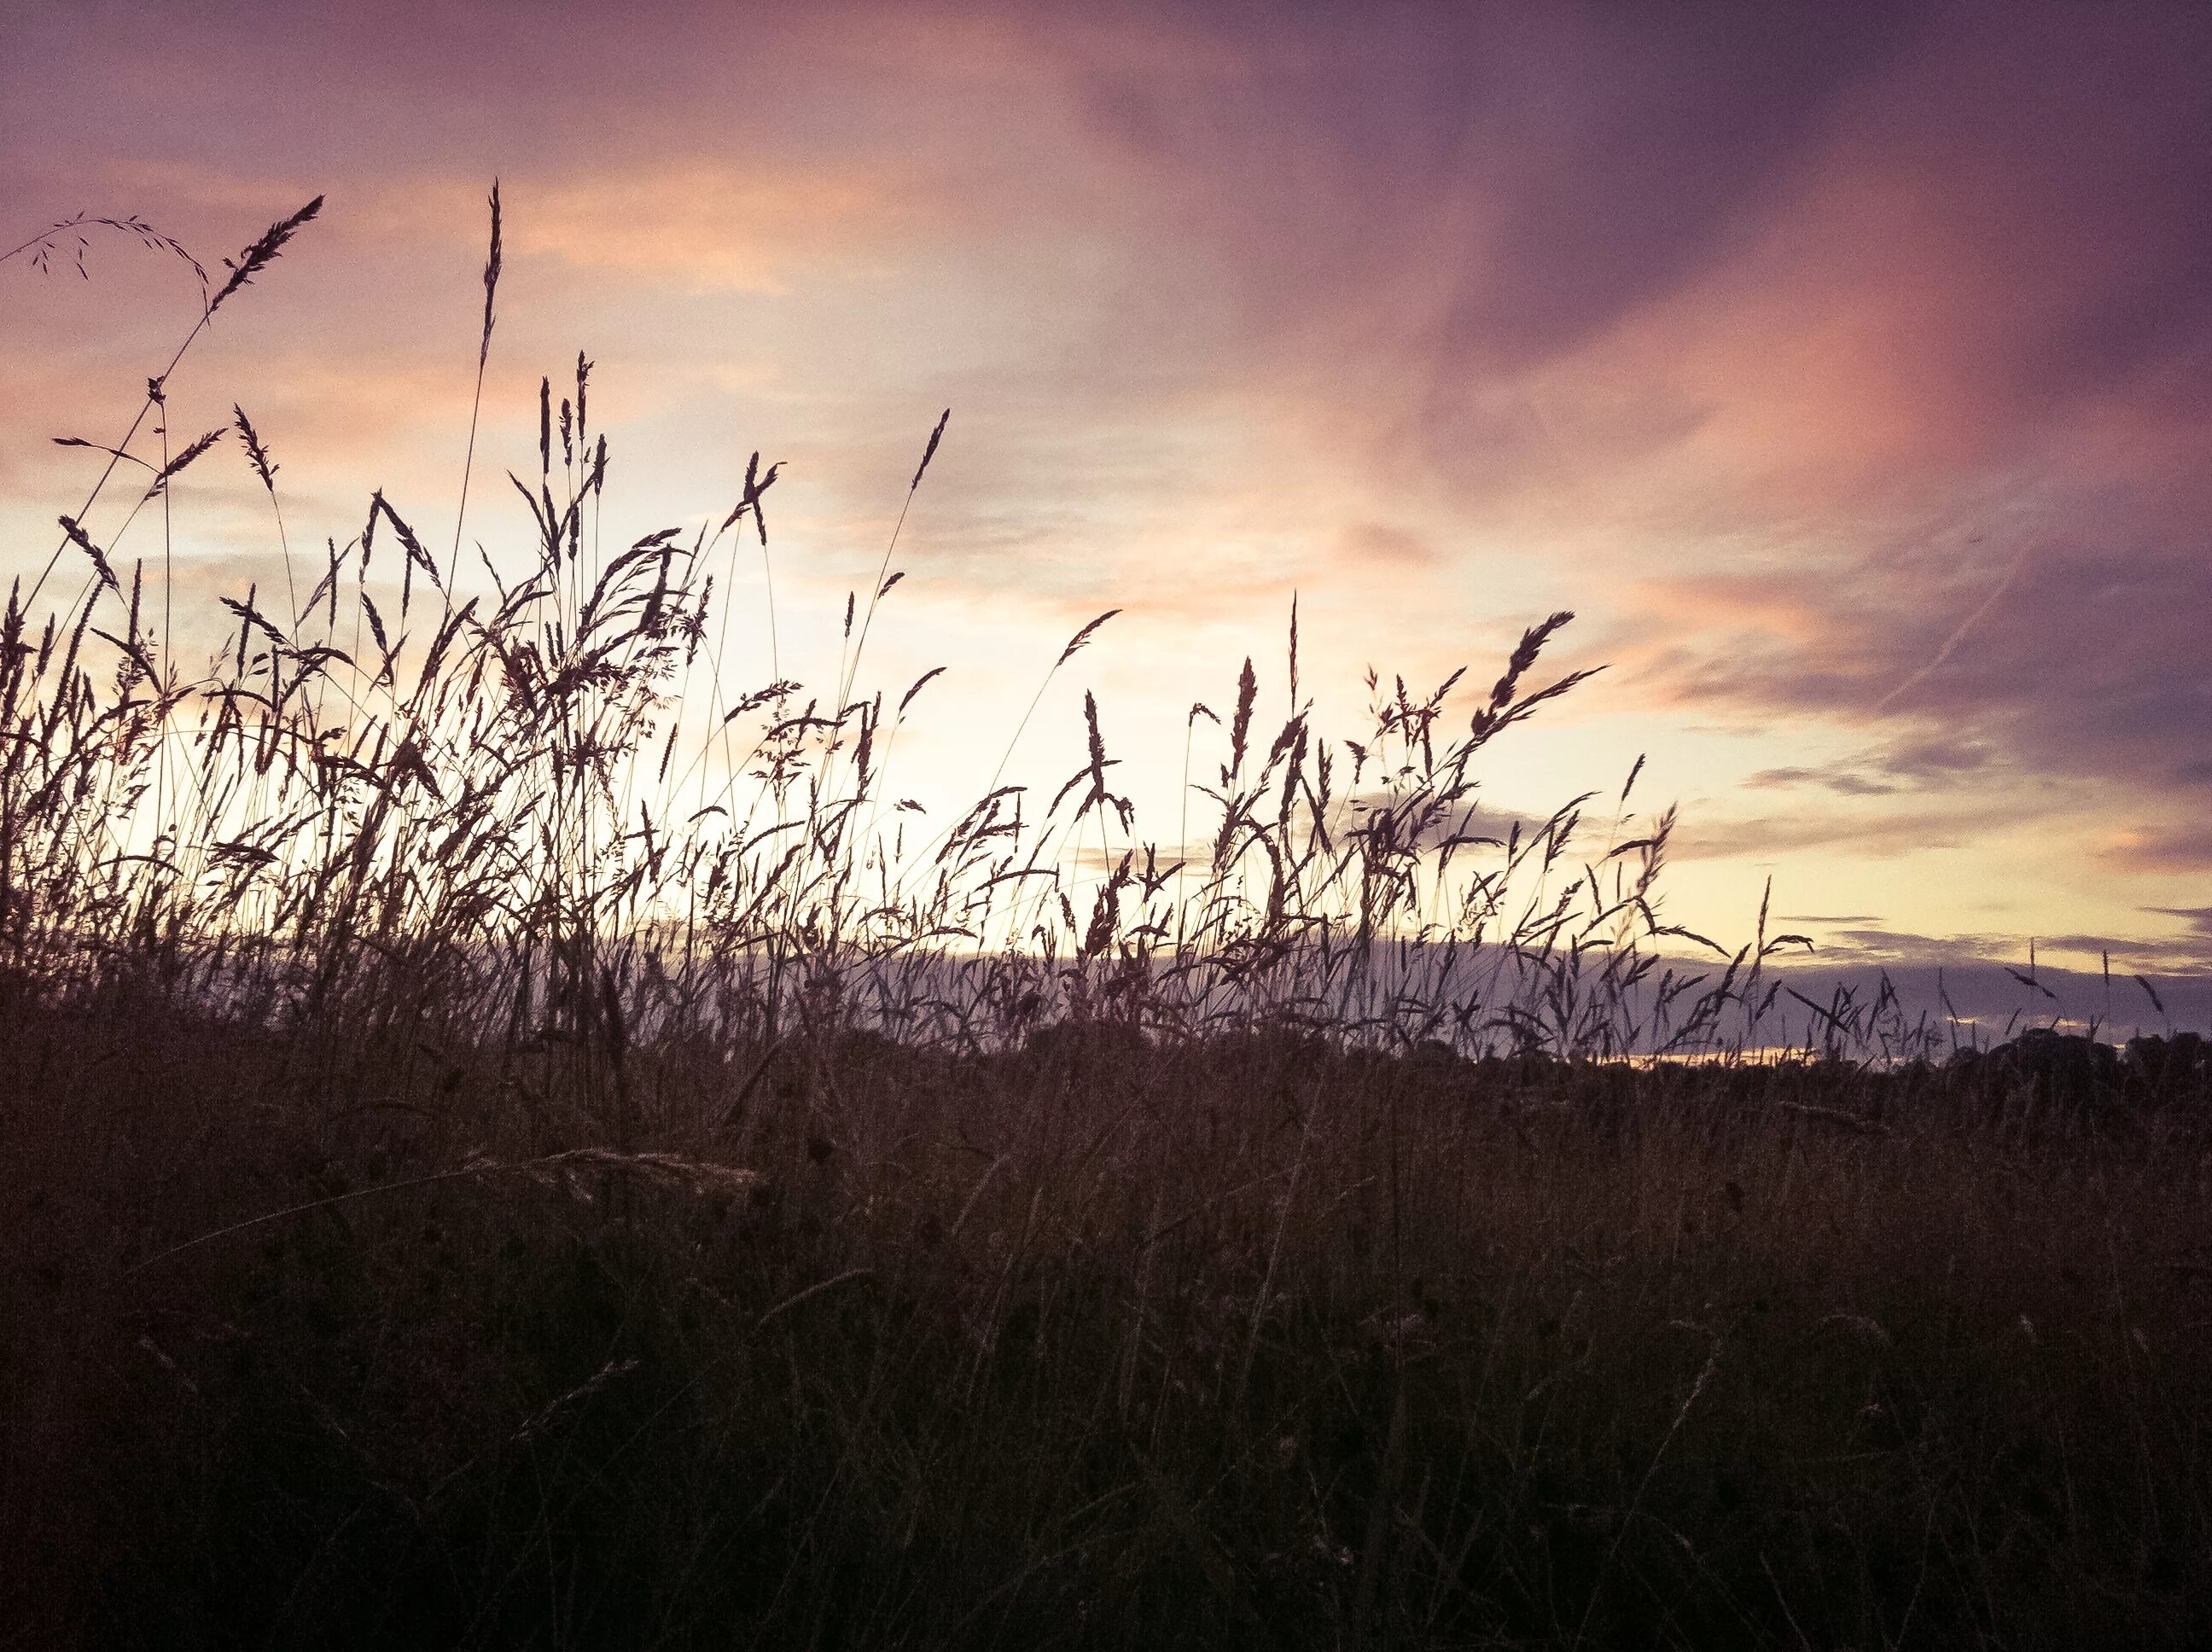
1673,802,2022,864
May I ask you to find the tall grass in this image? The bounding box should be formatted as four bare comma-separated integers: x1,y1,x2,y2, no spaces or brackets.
4,189,2209,1650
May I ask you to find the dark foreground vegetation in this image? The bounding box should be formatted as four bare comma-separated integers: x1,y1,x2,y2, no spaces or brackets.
6,195,2211,1648
9,1004,2212,1649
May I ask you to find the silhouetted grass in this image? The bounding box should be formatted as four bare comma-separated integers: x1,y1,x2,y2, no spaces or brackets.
4,189,2209,1650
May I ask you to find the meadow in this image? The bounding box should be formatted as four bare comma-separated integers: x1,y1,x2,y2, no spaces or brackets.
4,195,2209,1650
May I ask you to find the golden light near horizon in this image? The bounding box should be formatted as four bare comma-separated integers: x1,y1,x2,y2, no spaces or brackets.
4,0,2211,1028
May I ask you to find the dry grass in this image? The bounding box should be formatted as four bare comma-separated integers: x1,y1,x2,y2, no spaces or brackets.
3,189,2209,1649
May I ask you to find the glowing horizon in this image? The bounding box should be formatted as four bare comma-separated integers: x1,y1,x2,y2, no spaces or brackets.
6,1,2211,1003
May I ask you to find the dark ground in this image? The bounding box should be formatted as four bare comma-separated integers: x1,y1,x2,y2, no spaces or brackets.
7,993,2211,1649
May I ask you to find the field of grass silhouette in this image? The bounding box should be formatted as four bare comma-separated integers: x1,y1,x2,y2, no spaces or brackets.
4,189,2209,1650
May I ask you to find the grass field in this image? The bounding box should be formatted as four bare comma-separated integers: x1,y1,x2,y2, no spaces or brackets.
9,1002,2211,1648
4,194,2210,1649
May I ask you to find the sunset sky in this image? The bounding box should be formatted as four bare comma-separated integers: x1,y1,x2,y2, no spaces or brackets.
6,1,2212,1008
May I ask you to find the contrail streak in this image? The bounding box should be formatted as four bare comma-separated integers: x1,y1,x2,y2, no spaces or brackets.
1875,542,2034,715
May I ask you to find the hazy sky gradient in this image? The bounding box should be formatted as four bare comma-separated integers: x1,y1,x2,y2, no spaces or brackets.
6,0,2210,999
